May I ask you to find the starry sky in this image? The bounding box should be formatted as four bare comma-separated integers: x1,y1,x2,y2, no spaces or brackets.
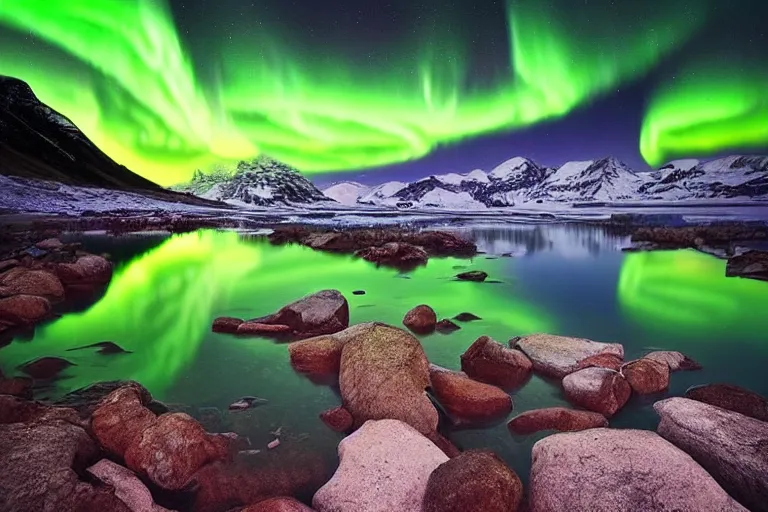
1,0,766,186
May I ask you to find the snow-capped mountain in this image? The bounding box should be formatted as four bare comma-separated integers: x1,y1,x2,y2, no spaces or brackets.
535,157,647,202
174,156,332,206
357,181,409,206
640,155,768,199
322,181,370,205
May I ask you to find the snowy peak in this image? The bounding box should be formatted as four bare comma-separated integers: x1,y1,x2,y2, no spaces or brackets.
357,181,408,205
488,157,538,180
322,181,370,205
539,157,643,201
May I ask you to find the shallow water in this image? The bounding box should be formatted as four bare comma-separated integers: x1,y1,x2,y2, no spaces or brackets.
1,223,767,485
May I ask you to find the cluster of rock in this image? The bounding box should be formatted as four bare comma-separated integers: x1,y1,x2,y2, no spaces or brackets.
0,237,113,344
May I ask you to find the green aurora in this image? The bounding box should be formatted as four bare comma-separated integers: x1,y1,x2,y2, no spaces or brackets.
0,0,764,184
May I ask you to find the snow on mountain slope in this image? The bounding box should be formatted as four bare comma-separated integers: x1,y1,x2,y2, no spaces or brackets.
489,157,531,180
537,157,646,202
357,181,408,205
323,181,370,205
662,159,699,172
419,188,487,209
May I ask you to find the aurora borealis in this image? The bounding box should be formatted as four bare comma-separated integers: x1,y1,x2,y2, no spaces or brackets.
1,0,766,185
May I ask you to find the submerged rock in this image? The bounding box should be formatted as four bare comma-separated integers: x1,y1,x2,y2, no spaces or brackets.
507,407,608,435
259,289,349,339
684,383,768,422
428,364,512,426
562,367,631,417
726,250,768,281
622,358,670,394
435,318,461,334
229,396,268,411
422,450,523,512
402,304,437,334
66,341,131,355
313,419,448,512
319,406,353,432
339,323,438,435
513,333,624,379
460,336,532,390
212,316,244,333
356,242,428,269
644,350,702,371
0,294,51,325
655,397,768,511
19,356,75,379
455,270,488,282
453,312,482,322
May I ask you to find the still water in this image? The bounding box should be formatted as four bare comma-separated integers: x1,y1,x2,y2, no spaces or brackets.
1,224,767,484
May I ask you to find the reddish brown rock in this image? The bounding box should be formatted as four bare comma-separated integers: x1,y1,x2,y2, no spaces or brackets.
0,420,132,512
685,384,768,422
460,336,532,390
87,459,172,512
36,238,64,250
319,406,354,432
0,370,33,398
562,367,631,417
261,290,349,339
237,322,292,336
242,497,315,512
426,431,462,458
0,395,82,425
289,336,344,375
54,380,156,419
513,333,624,379
20,356,74,379
339,323,438,435
435,319,461,334
55,255,113,285
0,268,65,302
403,304,437,334
124,413,231,490
0,294,51,325
356,242,428,269
91,384,158,458
428,364,512,426
622,358,670,394
212,316,243,333
507,407,608,435
645,351,702,371
573,353,624,372
422,450,523,512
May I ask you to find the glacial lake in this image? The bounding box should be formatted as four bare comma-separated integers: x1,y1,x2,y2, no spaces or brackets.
1,223,767,488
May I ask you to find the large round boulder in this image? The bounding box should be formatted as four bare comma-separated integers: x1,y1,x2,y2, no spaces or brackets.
512,333,624,379
260,290,349,339
288,323,377,375
529,428,747,511
0,294,51,325
507,407,608,435
242,497,315,511
339,323,438,435
402,304,437,334
684,383,768,422
428,364,512,426
460,336,532,389
312,419,448,512
422,450,523,512
91,384,158,458
622,358,670,394
55,255,113,285
655,397,768,512
0,268,65,302
562,367,631,417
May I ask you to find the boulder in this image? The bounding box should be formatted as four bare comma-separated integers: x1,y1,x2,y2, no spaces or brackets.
339,323,438,435
655,397,768,511
726,250,768,281
319,406,353,432
402,304,437,334
312,419,448,512
507,407,608,435
573,353,623,372
288,323,382,376
55,255,113,285
242,497,315,512
0,420,132,512
20,356,74,379
562,367,631,417
55,380,156,419
260,290,349,339
0,268,65,302
422,450,523,512
0,294,51,325
356,242,428,269
644,350,702,371
0,395,82,425
124,413,231,490
460,336,532,390
36,238,64,250
428,364,512,426
237,322,292,336
435,319,460,333
91,384,158,458
684,383,768,422
87,459,171,512
513,333,624,379
212,316,243,333
622,358,670,394
529,428,747,512
455,270,488,282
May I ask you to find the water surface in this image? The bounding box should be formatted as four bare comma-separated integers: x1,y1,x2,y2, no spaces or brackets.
1,224,766,484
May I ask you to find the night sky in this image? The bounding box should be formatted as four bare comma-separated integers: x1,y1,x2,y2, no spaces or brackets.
1,0,767,186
